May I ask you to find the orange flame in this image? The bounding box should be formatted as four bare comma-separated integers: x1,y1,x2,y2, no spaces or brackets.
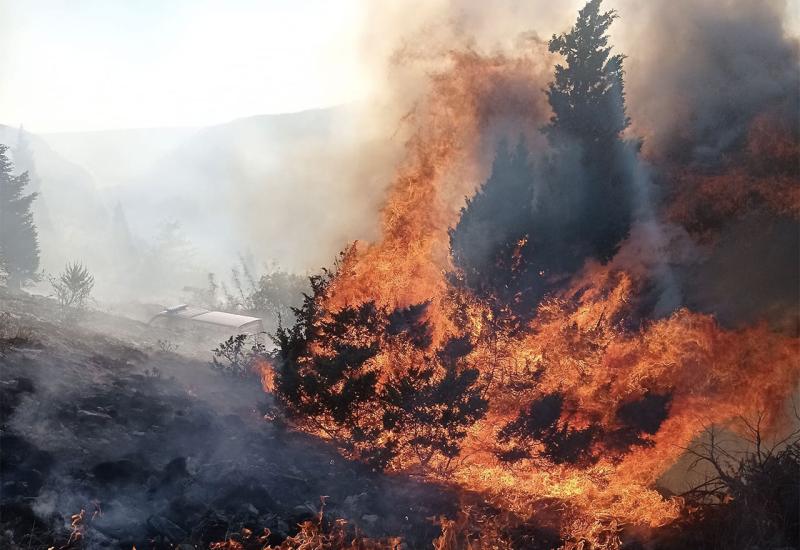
274,48,800,546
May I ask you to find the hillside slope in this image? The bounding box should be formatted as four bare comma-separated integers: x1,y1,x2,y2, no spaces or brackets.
0,290,453,549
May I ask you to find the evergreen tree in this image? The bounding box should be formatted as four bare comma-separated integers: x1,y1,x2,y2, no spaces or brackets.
449,0,638,320
544,0,629,148
14,127,57,240
273,267,487,471
13,127,40,193
0,144,40,289
537,0,636,264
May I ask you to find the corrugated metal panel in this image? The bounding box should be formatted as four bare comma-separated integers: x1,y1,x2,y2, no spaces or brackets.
149,305,263,332
191,311,262,329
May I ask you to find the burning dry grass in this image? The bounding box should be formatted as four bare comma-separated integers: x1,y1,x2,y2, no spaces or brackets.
211,502,402,550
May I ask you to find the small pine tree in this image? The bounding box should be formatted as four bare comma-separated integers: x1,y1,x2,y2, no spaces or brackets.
0,144,40,290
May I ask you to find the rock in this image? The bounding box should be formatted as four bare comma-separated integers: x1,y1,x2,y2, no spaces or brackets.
147,515,188,542
288,504,316,526
91,459,149,485
274,518,290,538
161,456,189,484
14,377,35,393
361,514,378,525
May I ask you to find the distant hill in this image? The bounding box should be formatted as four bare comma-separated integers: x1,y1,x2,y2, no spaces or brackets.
42,126,200,189
49,106,395,272
1,105,397,300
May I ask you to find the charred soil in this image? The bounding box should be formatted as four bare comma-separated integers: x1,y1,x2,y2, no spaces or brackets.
0,290,455,549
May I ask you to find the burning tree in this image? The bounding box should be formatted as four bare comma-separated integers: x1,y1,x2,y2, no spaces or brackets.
450,0,638,322
273,265,488,471
449,138,536,326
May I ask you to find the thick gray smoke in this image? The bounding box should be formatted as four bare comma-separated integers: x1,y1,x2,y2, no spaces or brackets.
620,0,799,163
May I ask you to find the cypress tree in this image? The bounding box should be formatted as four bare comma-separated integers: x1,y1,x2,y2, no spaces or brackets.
0,144,40,289
539,0,636,264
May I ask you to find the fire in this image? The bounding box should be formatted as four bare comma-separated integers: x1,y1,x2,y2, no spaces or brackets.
267,4,800,547
325,51,553,342
255,356,277,393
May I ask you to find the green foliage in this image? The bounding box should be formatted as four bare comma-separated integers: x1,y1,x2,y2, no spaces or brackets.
247,269,308,322
212,333,269,377
199,258,308,332
538,0,637,264
544,0,629,146
48,262,95,318
0,144,40,289
382,340,487,468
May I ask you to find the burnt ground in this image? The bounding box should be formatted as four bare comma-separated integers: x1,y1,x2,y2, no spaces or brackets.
0,290,456,549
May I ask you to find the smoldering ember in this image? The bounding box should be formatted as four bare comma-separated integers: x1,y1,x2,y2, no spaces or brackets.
1,1,799,549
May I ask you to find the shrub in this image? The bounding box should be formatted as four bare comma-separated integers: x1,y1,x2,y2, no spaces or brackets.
49,262,94,318
668,420,800,549
156,339,179,353
0,311,34,356
212,333,269,377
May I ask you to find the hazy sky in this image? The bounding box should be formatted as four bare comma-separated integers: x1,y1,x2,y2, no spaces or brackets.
0,0,368,132
2,0,798,133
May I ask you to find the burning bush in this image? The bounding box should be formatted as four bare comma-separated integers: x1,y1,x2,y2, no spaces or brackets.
273,268,488,471
654,420,800,549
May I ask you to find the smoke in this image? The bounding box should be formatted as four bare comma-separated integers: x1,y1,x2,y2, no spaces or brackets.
618,0,799,164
